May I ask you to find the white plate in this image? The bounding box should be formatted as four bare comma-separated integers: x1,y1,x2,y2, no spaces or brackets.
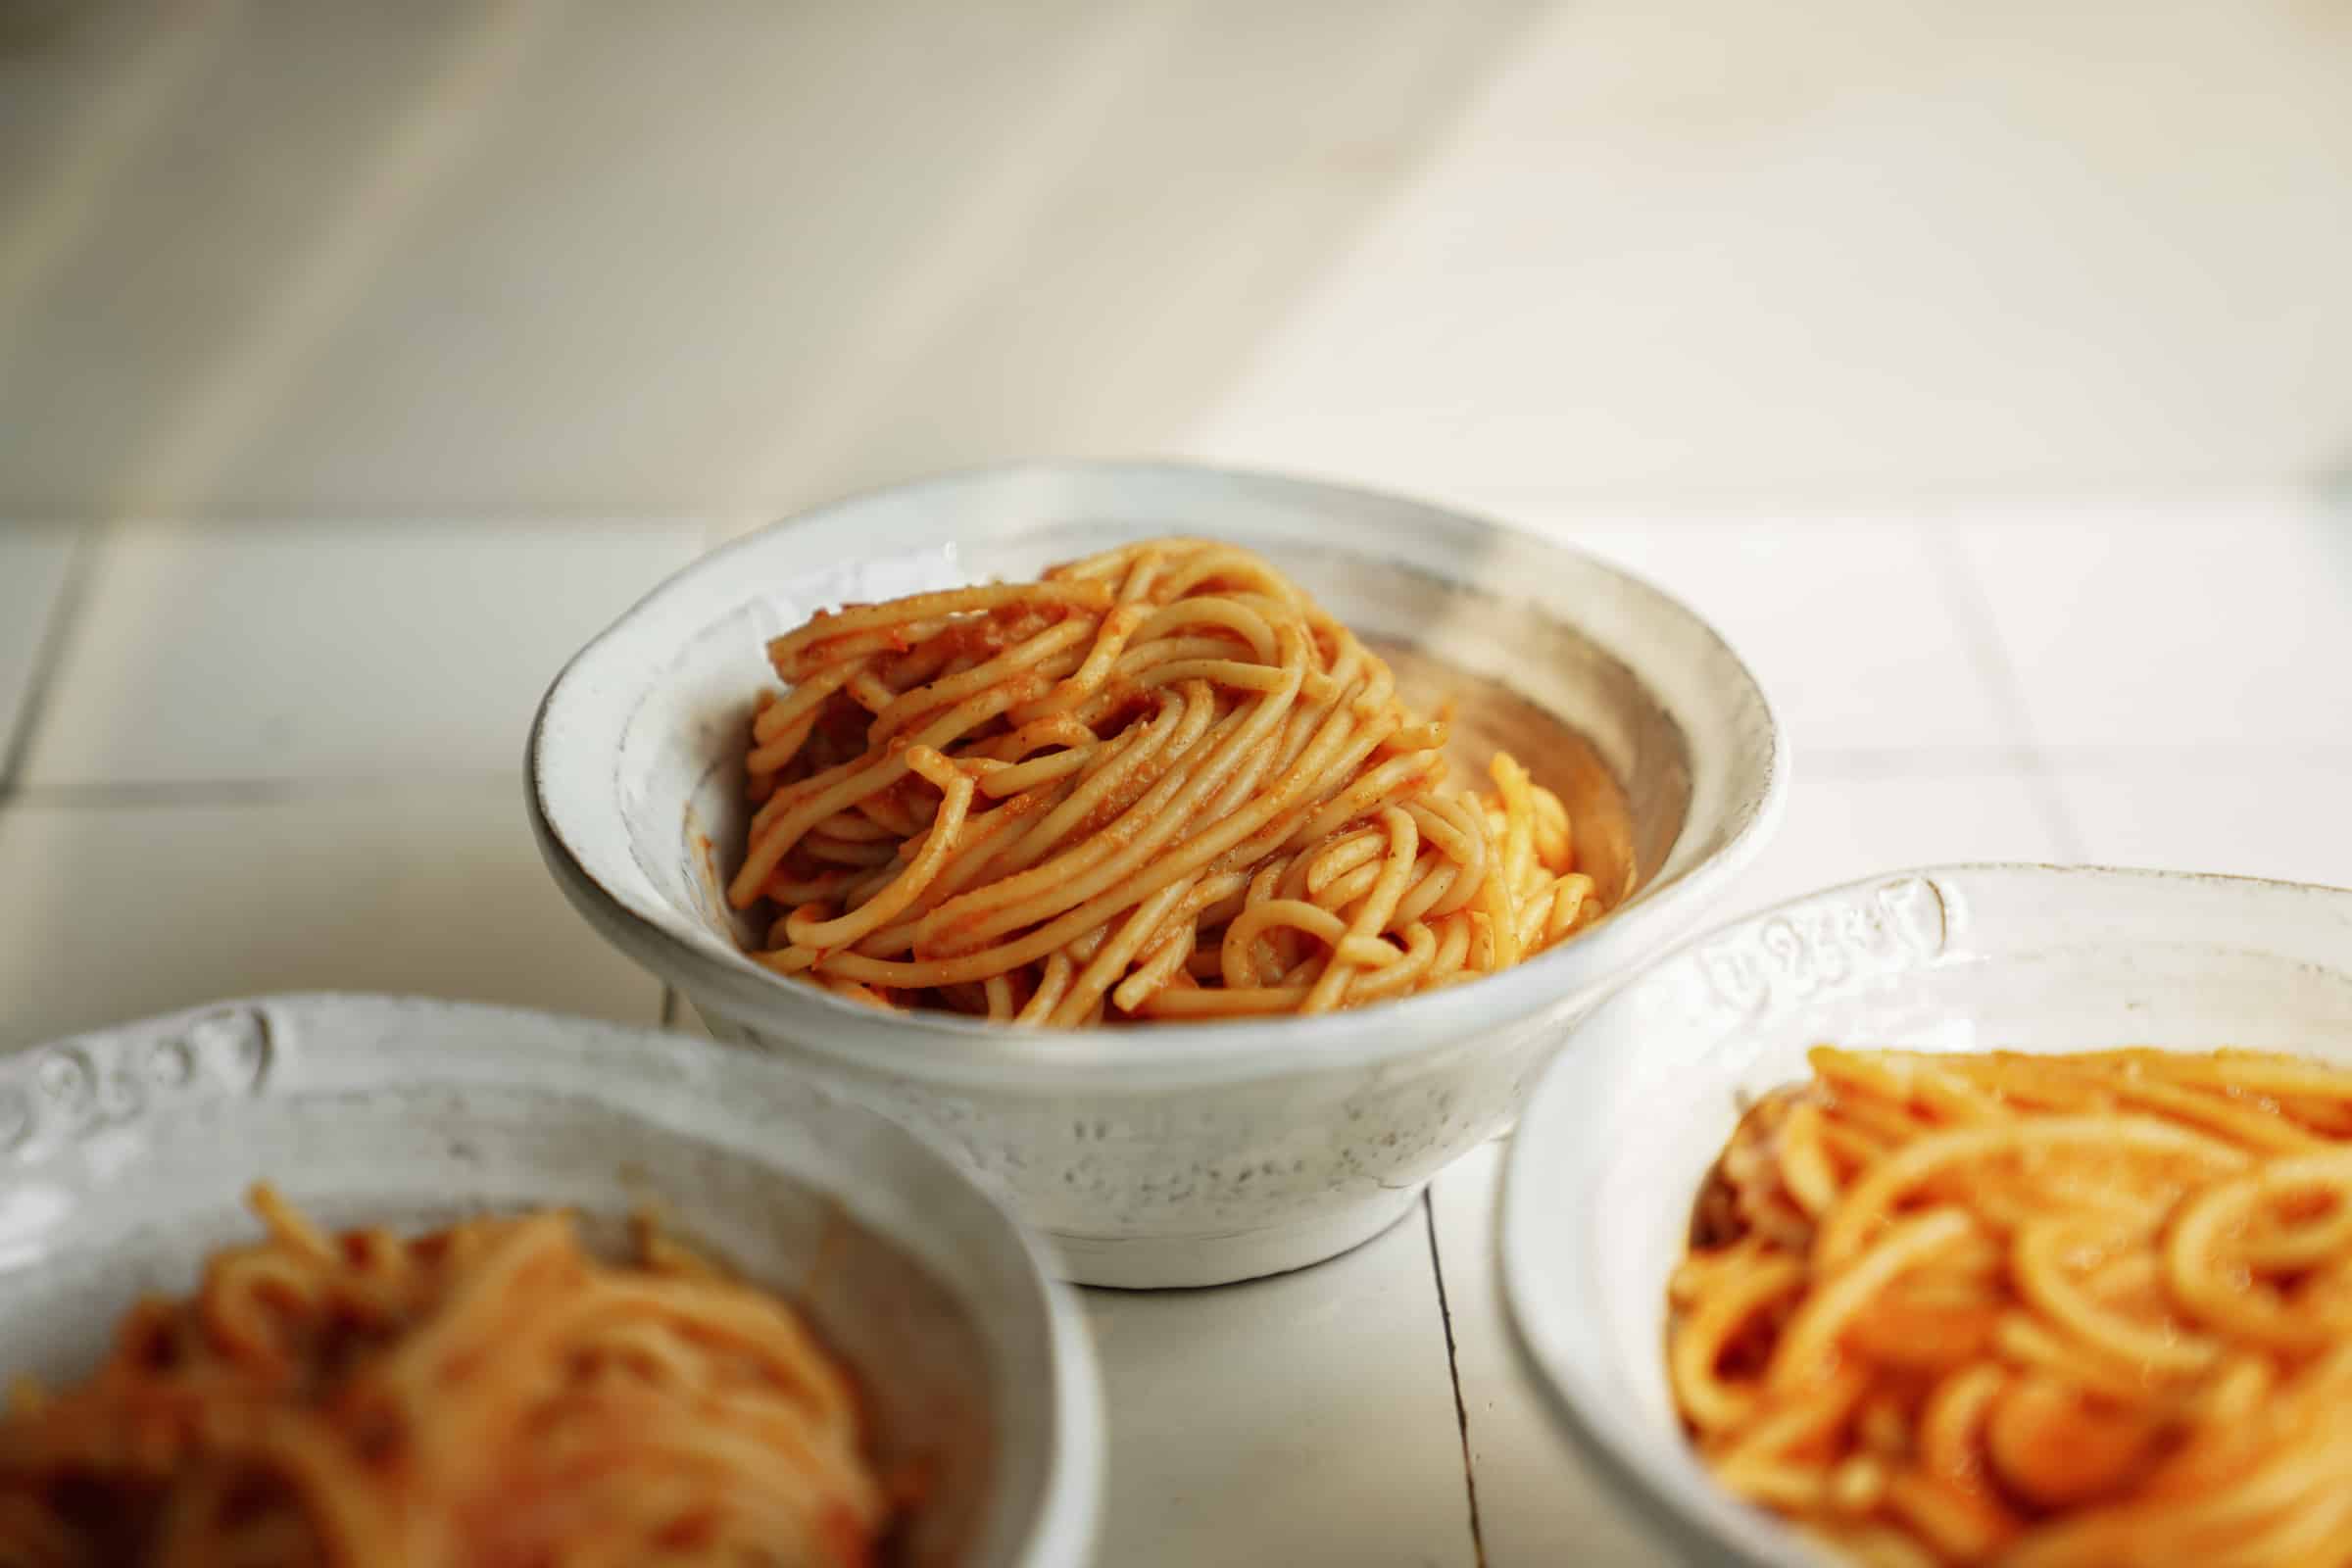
0,993,1102,1568
529,460,1787,1287
1499,863,2352,1566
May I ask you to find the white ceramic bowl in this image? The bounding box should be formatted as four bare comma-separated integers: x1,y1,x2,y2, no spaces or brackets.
1500,863,2352,1567
529,461,1785,1287
0,993,1100,1568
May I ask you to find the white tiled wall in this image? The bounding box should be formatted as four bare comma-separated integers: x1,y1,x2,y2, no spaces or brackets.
1727,764,2070,919
1429,1141,1659,1567
2053,760,2352,892
1949,502,2352,754
5,4,2349,520
25,523,705,787
0,531,81,765
1544,514,2023,757
1086,1212,1475,1568
0,782,662,1048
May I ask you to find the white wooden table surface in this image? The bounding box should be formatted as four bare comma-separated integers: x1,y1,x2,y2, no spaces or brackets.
6,498,2347,1566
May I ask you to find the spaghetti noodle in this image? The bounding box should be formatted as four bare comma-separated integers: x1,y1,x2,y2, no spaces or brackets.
1669,1047,2352,1568
731,537,1607,1021
0,1187,888,1567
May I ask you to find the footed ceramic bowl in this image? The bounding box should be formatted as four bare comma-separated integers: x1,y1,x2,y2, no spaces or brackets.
0,994,1101,1568
1501,864,2352,1567
529,461,1785,1287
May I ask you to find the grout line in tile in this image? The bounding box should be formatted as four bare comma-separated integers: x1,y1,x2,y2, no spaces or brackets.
1918,523,2088,859
0,517,688,538
0,527,104,792
1399,479,2324,521
1796,745,2044,779
1805,744,2352,777
1424,1191,1488,1568
1,770,515,808
2034,744,2352,768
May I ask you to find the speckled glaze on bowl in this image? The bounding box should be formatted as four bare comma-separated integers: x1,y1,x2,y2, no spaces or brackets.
528,461,1785,1288
0,994,1100,1568
1500,864,2352,1568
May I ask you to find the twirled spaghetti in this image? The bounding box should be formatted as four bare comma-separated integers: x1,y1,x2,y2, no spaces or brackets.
731,537,1608,1021
0,1188,888,1567
1670,1047,2352,1568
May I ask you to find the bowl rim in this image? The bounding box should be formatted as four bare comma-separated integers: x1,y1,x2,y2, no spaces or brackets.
526,457,1789,1086
0,991,1104,1568
1496,860,2352,1568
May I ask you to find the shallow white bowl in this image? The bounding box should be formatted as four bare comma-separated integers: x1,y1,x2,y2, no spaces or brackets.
1500,863,2352,1567
0,994,1100,1568
529,461,1785,1287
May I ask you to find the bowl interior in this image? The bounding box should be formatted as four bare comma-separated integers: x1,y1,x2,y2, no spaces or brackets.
0,996,1091,1568
549,465,1783,1053
1501,865,2352,1567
